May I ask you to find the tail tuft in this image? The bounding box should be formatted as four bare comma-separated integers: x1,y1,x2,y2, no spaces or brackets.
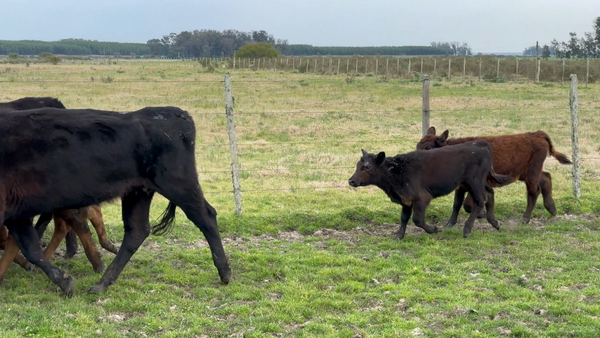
151,202,177,235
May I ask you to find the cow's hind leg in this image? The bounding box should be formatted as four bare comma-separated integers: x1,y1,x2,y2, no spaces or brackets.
43,215,70,260
87,205,119,254
521,153,546,223
463,193,487,219
158,185,231,284
412,198,440,235
463,185,485,238
540,171,557,217
6,219,74,296
64,230,78,259
447,187,467,228
89,188,154,294
0,234,20,282
522,177,542,224
59,210,105,273
1,228,30,271
484,186,500,230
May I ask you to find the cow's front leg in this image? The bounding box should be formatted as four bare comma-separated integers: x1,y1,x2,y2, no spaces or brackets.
395,204,412,240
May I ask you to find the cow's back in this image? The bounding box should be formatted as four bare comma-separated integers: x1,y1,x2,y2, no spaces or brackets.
446,132,548,176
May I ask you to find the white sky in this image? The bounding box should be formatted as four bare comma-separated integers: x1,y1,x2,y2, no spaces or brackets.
1,0,599,53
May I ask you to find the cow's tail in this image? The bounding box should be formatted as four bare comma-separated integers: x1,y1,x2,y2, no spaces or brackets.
151,202,177,235
544,133,572,164
487,167,513,186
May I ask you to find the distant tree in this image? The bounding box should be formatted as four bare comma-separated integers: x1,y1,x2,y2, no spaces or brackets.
252,30,274,44
550,39,564,58
274,38,289,54
522,46,536,56
582,32,597,58
594,16,600,56
567,32,582,58
7,53,18,59
236,42,280,58
541,45,551,59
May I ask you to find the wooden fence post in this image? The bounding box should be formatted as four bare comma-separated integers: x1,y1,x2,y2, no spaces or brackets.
337,59,340,74
586,58,590,87
408,59,411,74
536,58,541,83
448,58,451,79
561,59,565,85
224,74,243,215
478,58,482,82
569,74,581,199
420,58,424,74
356,58,359,74
422,76,431,137
346,58,350,73
375,58,379,75
496,59,500,79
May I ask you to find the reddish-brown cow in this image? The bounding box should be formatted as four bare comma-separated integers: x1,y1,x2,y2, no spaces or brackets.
416,127,572,223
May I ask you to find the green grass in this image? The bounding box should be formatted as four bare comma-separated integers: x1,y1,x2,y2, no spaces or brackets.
1,62,600,336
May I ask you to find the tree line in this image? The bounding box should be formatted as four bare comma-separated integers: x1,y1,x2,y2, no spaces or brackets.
0,39,150,56
0,30,470,58
146,29,466,57
523,16,600,58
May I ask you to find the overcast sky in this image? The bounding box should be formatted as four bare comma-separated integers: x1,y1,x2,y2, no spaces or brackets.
2,0,599,53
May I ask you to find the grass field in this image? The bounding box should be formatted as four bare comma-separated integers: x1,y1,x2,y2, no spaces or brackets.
1,61,600,337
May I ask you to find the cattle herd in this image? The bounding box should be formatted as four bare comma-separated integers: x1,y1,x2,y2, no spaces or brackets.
0,97,572,296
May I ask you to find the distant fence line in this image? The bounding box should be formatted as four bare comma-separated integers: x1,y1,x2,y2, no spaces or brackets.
229,56,598,84
4,54,597,84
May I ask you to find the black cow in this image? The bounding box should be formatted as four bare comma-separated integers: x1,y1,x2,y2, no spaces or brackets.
348,141,512,239
0,97,79,258
0,106,231,295
0,97,66,112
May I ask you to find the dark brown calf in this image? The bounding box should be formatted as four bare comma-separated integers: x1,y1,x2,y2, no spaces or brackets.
416,127,572,223
349,141,512,238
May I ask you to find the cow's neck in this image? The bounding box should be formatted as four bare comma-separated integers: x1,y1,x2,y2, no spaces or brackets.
374,158,411,202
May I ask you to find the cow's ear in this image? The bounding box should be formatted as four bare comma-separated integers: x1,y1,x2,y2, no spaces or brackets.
361,149,368,157
437,130,449,145
427,126,436,136
375,152,385,165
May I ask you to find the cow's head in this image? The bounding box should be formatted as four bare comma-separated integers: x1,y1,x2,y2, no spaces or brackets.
348,149,387,187
416,126,449,150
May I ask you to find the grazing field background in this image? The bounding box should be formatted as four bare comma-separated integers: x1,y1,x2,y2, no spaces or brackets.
0,61,600,337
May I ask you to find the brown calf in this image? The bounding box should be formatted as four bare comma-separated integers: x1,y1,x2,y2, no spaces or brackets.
349,141,512,238
0,206,119,281
416,127,572,223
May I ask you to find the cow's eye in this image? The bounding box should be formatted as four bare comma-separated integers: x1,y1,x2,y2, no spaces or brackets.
425,146,432,150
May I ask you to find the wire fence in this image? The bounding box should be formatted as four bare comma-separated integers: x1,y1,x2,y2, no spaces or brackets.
1,62,598,213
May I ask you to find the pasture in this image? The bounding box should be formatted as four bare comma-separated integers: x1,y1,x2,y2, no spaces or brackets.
1,61,600,337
